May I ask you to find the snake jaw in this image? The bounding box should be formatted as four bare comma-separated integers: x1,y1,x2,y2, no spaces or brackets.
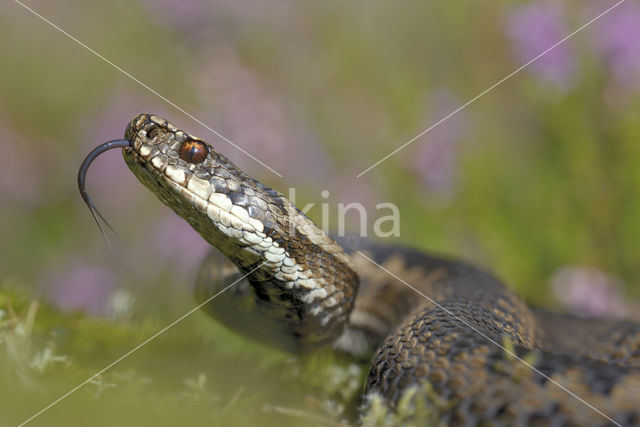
121,114,360,349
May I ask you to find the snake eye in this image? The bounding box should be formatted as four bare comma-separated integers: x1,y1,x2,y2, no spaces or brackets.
179,140,209,164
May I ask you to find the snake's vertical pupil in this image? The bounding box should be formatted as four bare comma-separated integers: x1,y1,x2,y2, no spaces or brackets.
179,140,208,164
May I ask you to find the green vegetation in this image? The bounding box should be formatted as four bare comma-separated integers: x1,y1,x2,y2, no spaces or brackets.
1,1,638,425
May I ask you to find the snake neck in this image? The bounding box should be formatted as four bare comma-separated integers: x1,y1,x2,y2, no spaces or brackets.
122,114,359,350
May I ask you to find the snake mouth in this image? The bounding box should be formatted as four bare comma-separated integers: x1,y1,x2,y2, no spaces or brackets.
77,113,213,247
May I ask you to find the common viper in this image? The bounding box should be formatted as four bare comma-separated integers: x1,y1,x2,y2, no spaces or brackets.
79,114,640,426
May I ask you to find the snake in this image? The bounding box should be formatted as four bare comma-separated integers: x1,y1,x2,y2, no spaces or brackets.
78,114,640,426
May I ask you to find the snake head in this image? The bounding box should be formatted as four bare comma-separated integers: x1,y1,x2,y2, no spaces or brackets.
125,113,212,171
120,114,357,351
121,113,266,257
122,113,238,231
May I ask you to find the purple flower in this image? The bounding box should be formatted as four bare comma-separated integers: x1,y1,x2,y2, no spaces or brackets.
411,90,469,203
194,53,332,183
149,212,210,271
505,3,575,88
414,137,457,195
0,118,43,204
550,266,628,319
74,89,169,210
332,174,379,208
42,261,118,316
587,1,640,89
139,0,212,28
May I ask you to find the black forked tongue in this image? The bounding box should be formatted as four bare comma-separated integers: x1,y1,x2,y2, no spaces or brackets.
77,139,131,251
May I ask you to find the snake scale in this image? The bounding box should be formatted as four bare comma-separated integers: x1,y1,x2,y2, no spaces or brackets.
79,114,640,426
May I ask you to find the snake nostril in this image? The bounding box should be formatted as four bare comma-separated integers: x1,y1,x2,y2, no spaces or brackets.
179,140,209,164
146,125,160,140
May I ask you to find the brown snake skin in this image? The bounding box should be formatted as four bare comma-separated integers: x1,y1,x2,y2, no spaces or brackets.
114,114,640,426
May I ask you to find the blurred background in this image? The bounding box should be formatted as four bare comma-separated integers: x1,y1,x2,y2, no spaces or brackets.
1,0,639,425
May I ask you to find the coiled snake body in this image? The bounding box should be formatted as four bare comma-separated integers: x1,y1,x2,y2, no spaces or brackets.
81,114,640,426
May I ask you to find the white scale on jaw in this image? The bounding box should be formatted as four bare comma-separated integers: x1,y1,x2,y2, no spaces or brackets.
139,138,337,310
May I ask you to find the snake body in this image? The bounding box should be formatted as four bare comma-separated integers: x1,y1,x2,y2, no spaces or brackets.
117,114,640,426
